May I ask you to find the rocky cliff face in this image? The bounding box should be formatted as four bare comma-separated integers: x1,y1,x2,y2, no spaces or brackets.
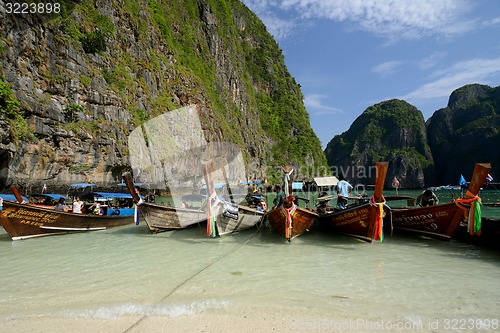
426,84,500,185
0,0,327,191
324,85,499,188
324,99,434,188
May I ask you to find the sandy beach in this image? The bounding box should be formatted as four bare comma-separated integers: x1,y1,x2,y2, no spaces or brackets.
1,311,419,333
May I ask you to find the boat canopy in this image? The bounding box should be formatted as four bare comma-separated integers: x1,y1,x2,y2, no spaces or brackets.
117,182,145,188
69,183,97,189
201,183,224,189
181,194,207,201
0,194,29,202
79,192,139,201
31,193,66,200
244,181,261,185
92,192,135,199
314,176,339,187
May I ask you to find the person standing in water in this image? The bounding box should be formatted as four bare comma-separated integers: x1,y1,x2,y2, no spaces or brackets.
336,174,353,209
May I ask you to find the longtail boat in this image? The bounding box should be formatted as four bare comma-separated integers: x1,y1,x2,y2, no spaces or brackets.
390,163,491,239
214,204,264,236
454,217,500,248
266,166,318,241
125,106,264,236
122,172,206,232
316,162,389,242
203,160,265,237
0,187,133,240
123,168,264,236
266,203,318,241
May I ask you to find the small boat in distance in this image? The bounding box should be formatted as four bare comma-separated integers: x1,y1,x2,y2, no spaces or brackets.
316,162,389,242
390,163,492,240
0,187,133,240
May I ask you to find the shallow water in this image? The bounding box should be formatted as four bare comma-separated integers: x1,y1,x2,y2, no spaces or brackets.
1,190,500,332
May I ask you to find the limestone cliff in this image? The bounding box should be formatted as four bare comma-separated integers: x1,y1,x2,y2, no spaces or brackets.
324,85,500,188
324,99,434,188
0,0,327,191
426,84,500,185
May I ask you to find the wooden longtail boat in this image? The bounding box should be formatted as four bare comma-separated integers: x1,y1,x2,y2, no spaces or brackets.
455,217,500,248
203,161,265,237
122,172,206,233
390,163,491,239
266,166,318,241
125,106,263,236
123,171,264,236
214,204,264,236
317,162,389,242
0,187,133,240
266,204,318,241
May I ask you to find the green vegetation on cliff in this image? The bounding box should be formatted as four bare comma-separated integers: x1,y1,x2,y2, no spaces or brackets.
0,76,34,144
325,99,433,187
0,0,327,187
427,84,500,185
63,0,327,178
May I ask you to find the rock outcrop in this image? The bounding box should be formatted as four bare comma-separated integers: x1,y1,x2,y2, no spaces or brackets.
0,0,327,191
426,84,500,185
324,85,500,188
324,99,434,188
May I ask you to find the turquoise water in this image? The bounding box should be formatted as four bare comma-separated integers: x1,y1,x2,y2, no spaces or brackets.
0,190,499,332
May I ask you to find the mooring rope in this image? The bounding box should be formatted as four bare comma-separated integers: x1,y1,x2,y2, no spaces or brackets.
123,229,259,332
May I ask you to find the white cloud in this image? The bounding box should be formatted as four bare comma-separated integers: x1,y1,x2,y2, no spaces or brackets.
242,0,297,40
401,57,500,100
372,60,404,77
417,52,448,71
482,16,500,26
304,94,344,116
242,0,473,41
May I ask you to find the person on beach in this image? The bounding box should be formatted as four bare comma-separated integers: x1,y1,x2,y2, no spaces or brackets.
72,197,84,213
89,202,104,215
272,185,284,209
416,189,439,207
336,174,353,209
258,199,267,211
55,197,69,212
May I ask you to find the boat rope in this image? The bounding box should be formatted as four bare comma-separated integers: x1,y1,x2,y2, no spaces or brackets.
282,204,297,240
123,228,259,332
455,192,482,236
370,195,386,242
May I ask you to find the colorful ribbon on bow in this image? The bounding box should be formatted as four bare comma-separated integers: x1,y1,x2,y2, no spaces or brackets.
282,204,297,240
206,190,220,237
456,192,482,236
370,195,386,242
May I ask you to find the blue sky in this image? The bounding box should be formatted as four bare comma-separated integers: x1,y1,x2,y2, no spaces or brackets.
240,0,500,148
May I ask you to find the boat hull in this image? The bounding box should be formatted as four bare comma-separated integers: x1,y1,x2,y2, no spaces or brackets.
266,206,317,241
318,203,382,242
0,201,133,240
455,218,500,247
390,202,466,239
137,202,206,233
216,205,265,236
